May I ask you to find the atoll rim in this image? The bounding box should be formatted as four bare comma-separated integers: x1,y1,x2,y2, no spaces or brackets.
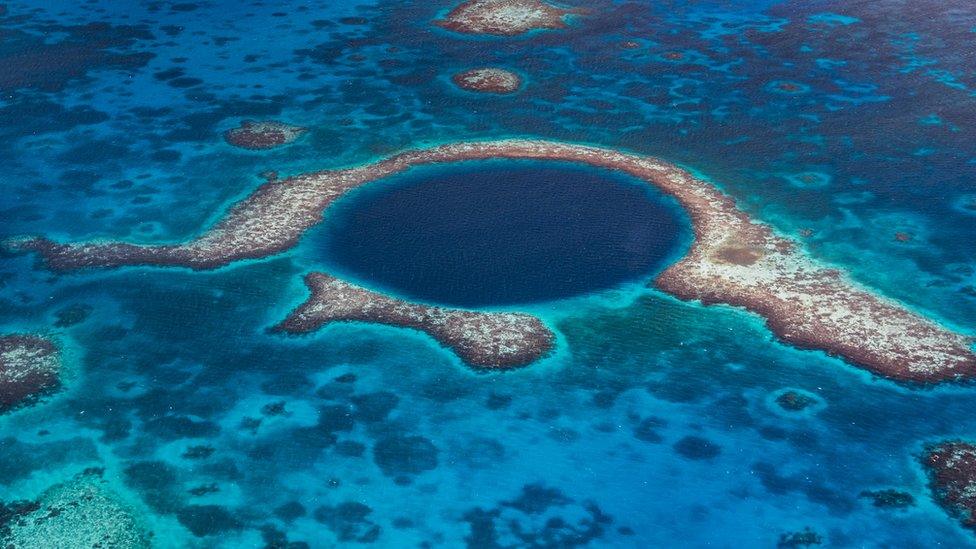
10,139,974,380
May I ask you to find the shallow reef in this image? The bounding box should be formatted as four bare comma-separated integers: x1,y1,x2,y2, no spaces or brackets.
0,334,62,413
923,441,976,530
223,120,307,150
275,273,554,368
11,139,974,380
859,489,915,509
434,0,584,37
0,469,150,548
774,389,819,413
451,68,522,93
2,0,976,545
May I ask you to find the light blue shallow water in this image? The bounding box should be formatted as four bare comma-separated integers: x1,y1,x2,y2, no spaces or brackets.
1,0,975,547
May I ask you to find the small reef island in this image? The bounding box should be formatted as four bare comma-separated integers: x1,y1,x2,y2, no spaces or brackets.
223,120,307,150
7,140,976,378
0,334,62,413
434,0,585,36
273,273,554,368
923,442,976,531
772,389,820,413
451,68,522,94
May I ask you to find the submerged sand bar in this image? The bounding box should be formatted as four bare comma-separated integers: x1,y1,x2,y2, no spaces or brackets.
8,139,976,380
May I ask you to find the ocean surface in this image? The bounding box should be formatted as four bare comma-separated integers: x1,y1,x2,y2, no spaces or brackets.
1,0,975,547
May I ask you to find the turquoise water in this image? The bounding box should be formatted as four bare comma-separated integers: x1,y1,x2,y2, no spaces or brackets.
1,0,976,547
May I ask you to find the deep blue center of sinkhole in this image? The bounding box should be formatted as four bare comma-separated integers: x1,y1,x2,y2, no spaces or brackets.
315,160,690,307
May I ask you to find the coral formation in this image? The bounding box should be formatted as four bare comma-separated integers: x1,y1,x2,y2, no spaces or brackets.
434,0,584,36
859,489,915,509
924,441,976,529
274,273,554,368
774,390,818,412
777,527,822,547
0,334,61,413
452,68,522,93
223,120,306,150
0,470,150,548
9,139,976,379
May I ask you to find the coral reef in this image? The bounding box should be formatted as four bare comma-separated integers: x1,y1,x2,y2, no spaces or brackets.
0,334,61,413
673,435,721,460
777,527,822,547
434,0,584,36
923,441,976,529
859,489,915,509
774,390,818,412
52,303,93,327
314,502,380,543
9,139,976,380
274,273,554,368
463,483,615,547
223,120,306,150
0,470,150,548
452,67,522,93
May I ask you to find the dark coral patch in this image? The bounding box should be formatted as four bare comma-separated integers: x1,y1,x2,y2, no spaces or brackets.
274,501,307,522
181,445,215,460
335,440,366,457
0,98,108,141
58,140,129,165
777,527,823,548
485,392,512,410
351,391,399,423
673,436,721,460
313,502,381,543
373,435,438,476
859,489,914,509
775,390,819,412
0,22,154,93
177,505,241,537
143,415,220,441
53,303,93,327
633,417,666,443
123,460,180,513
463,483,615,547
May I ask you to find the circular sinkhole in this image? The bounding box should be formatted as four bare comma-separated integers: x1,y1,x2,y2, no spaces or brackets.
313,159,692,307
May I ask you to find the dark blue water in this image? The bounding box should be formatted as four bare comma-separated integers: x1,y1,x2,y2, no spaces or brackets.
316,161,689,307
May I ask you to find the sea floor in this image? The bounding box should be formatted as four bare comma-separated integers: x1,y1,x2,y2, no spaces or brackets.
2,0,976,547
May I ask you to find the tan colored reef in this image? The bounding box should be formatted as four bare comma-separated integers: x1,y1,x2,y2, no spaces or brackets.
0,334,61,413
434,0,583,36
923,441,976,530
452,68,522,94
274,273,554,368
7,139,976,380
224,120,307,150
